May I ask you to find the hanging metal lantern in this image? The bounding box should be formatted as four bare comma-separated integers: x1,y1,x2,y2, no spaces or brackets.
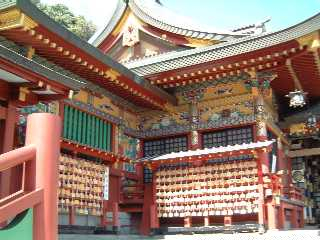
285,90,307,108
306,114,317,128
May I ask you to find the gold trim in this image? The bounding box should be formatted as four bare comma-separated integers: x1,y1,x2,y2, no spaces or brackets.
0,9,37,31
112,9,131,36
19,87,29,102
104,69,121,81
296,31,320,49
185,37,218,47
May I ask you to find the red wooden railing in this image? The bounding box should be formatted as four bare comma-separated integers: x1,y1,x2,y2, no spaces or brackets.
0,113,61,240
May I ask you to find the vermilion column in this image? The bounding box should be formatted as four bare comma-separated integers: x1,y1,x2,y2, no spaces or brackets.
278,203,285,229
299,207,304,228
0,103,17,199
150,172,159,232
112,202,120,232
291,207,298,229
69,206,75,225
184,217,192,228
25,113,61,240
267,201,277,229
256,120,269,231
204,216,210,226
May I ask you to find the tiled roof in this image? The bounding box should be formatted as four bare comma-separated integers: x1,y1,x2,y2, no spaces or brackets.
145,140,274,162
125,12,320,76
0,43,84,90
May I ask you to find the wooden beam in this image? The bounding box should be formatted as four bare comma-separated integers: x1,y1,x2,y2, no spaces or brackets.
285,58,303,91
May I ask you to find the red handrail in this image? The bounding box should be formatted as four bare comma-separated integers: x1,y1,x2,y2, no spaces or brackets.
0,145,36,172
0,113,61,240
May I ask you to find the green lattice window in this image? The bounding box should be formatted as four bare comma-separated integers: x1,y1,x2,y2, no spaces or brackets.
63,105,112,151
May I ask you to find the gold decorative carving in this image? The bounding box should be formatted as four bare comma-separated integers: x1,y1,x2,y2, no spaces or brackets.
104,69,121,81
19,87,29,102
26,46,35,59
185,37,218,47
191,130,199,145
297,31,320,49
256,121,267,137
289,123,307,136
0,9,37,31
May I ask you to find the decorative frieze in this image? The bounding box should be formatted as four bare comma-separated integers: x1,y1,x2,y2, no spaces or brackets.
138,115,256,138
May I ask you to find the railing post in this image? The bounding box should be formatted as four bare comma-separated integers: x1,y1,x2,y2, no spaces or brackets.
25,113,61,240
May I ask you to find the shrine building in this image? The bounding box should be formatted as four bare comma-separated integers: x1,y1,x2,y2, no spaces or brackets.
0,0,320,237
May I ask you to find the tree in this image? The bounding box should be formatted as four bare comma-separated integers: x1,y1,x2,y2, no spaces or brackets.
31,0,96,41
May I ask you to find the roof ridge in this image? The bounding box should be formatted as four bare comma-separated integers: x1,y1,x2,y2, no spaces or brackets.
90,0,254,48
129,0,249,42
124,12,320,75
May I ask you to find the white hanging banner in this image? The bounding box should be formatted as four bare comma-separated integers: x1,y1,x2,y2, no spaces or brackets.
103,167,109,200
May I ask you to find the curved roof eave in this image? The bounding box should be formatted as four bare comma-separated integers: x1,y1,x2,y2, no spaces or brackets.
89,0,127,46
90,0,250,48
125,12,320,76
129,0,248,42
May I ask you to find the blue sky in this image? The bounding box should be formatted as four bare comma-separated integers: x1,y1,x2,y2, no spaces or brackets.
41,0,320,32
162,0,320,31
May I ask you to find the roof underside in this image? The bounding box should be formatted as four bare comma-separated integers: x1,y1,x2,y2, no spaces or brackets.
0,0,176,110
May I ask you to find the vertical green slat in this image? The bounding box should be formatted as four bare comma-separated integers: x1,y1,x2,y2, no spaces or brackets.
63,105,69,138
91,115,95,147
82,112,87,145
106,123,110,152
67,107,73,140
99,119,103,149
92,116,96,148
95,117,99,148
77,110,82,143
96,118,100,149
102,121,107,150
72,108,78,141
87,114,92,146
109,124,113,152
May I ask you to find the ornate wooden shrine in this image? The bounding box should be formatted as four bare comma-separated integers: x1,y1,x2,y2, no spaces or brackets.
0,0,319,236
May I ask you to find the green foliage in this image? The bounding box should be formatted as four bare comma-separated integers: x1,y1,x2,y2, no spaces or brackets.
31,1,96,41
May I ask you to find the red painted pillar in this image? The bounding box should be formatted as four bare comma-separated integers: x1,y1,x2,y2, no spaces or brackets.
224,216,232,226
0,103,17,199
150,204,158,229
299,207,304,228
184,217,192,227
255,120,269,231
204,216,210,227
69,206,75,225
278,204,285,229
256,153,266,231
100,209,106,227
25,113,61,240
112,202,120,232
267,201,277,229
291,207,298,229
150,173,159,230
